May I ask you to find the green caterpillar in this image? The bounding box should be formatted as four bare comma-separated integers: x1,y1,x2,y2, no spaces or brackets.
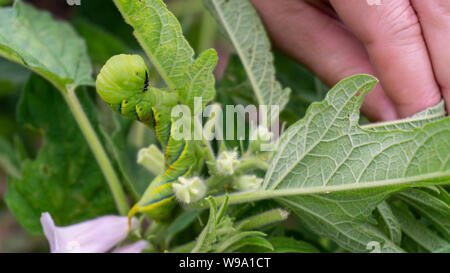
96,54,197,223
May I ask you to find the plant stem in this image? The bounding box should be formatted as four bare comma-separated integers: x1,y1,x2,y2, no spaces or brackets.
194,116,217,174
235,156,269,174
236,208,289,230
63,88,129,215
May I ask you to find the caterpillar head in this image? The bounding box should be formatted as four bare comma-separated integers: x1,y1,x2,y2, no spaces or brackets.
96,54,149,105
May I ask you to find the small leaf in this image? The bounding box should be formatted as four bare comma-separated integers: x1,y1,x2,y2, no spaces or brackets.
376,201,402,245
191,196,219,253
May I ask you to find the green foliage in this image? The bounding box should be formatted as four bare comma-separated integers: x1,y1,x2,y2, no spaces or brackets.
207,75,449,252
0,0,448,254
266,237,319,253
396,187,450,240
113,0,217,110
0,136,21,178
0,1,93,92
191,196,271,253
205,0,290,115
5,75,116,234
390,201,448,252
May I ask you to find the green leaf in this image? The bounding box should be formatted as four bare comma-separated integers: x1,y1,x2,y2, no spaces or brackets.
0,137,21,178
214,231,267,252
376,201,402,245
165,210,201,245
268,75,450,251
205,0,291,112
278,191,404,252
5,75,116,234
264,75,450,193
0,58,30,97
112,0,217,110
362,100,446,131
217,55,257,106
274,52,328,121
434,245,450,253
268,237,319,253
390,202,449,252
0,1,93,91
0,0,12,7
202,74,449,252
191,196,273,253
226,236,274,253
396,188,450,239
192,196,220,253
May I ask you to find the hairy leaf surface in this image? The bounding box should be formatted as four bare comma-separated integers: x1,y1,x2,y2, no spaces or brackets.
0,1,93,91
265,75,450,251
264,75,450,193
112,0,217,110
205,0,290,112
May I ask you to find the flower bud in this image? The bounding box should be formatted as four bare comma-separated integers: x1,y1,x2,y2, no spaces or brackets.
250,126,273,153
137,144,164,175
172,177,207,204
216,150,240,175
233,175,263,191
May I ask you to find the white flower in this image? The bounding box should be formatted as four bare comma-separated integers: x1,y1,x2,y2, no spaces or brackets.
172,177,207,204
233,175,263,191
40,212,146,253
216,150,240,175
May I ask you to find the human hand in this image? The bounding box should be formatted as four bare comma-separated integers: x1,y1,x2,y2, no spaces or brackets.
250,0,449,121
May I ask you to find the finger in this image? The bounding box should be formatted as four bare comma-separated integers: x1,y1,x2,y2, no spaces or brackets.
250,0,397,121
411,0,450,113
329,0,442,118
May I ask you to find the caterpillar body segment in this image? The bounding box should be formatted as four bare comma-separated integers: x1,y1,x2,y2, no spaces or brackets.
96,54,200,223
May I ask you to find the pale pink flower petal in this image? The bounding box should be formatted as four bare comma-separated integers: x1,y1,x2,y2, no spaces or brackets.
40,212,137,253
112,240,149,253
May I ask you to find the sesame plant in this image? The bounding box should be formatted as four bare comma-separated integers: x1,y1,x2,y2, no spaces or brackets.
0,0,449,253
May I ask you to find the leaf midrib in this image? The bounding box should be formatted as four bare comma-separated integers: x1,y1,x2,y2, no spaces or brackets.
264,84,363,190
210,0,264,105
